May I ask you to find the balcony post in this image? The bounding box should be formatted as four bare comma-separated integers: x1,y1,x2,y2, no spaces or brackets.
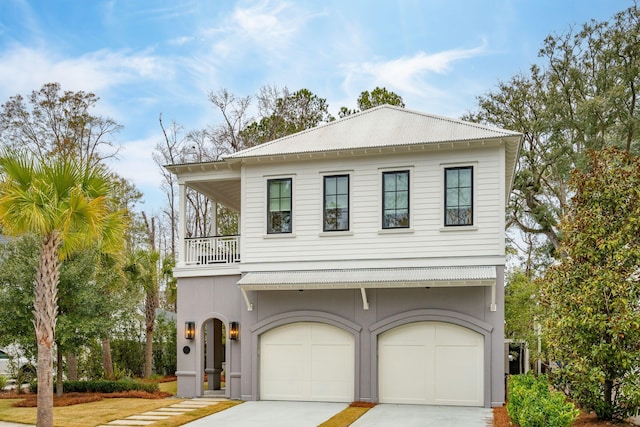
178,182,186,265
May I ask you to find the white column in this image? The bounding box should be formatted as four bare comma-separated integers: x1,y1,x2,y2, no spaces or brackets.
211,200,218,236
178,183,186,265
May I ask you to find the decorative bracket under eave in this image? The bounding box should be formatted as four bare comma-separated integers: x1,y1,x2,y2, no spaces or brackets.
360,287,369,310
241,288,254,311
490,283,496,312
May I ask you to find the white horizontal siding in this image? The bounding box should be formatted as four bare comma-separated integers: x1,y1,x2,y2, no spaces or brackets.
240,147,505,265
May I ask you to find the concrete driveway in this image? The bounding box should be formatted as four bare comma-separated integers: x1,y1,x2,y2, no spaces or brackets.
350,404,493,426
182,401,349,427
182,401,493,427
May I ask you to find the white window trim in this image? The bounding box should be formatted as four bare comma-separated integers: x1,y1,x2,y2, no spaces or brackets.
378,166,414,233
264,174,296,237
439,161,478,231
319,170,353,235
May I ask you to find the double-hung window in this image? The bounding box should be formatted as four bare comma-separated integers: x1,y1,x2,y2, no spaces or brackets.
382,170,410,229
323,175,349,231
444,166,473,226
267,178,292,234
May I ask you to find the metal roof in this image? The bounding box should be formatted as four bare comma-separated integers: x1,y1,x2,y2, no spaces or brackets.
227,105,521,160
236,266,496,290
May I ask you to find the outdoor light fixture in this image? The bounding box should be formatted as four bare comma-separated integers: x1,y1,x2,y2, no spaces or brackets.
185,321,195,340
229,321,239,340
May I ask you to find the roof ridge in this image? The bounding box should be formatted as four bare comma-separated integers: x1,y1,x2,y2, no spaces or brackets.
226,105,408,159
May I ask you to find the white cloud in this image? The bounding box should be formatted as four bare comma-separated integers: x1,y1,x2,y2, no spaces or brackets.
342,42,488,96
168,36,195,46
107,134,162,188
0,44,170,101
205,0,324,60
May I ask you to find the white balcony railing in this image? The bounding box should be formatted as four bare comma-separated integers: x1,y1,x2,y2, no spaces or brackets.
184,235,240,265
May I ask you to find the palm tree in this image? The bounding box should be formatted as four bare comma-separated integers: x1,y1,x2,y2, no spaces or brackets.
0,150,125,427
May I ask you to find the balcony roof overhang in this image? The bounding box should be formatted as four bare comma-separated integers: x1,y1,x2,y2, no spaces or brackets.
165,160,241,211
237,266,498,312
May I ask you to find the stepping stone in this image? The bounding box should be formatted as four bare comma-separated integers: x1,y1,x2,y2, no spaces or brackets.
170,403,208,409
126,415,171,421
141,411,179,416
107,420,156,426
159,406,190,411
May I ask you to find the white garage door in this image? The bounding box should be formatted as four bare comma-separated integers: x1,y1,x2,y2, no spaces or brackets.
378,321,484,406
260,322,354,402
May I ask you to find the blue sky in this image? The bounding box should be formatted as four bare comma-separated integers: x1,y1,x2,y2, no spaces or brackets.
0,0,633,211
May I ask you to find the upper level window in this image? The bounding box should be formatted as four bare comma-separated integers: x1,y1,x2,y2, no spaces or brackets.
267,178,292,233
324,175,349,231
382,170,409,229
445,166,473,226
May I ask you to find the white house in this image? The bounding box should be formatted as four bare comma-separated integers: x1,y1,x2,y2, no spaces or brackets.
166,105,522,407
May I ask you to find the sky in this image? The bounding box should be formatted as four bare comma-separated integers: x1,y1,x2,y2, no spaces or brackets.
0,0,634,212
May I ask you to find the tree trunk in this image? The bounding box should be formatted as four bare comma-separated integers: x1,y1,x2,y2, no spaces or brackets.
101,337,114,380
34,233,60,427
56,346,63,397
603,378,614,419
144,289,157,378
67,352,78,381
144,325,154,378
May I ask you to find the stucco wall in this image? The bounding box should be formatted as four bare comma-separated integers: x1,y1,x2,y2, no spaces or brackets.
176,267,504,407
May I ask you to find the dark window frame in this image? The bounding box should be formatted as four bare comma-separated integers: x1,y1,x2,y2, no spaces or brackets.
382,170,410,229
444,166,473,226
323,174,350,232
267,177,293,234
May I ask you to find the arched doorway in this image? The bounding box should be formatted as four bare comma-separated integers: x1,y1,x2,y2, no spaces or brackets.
200,318,227,397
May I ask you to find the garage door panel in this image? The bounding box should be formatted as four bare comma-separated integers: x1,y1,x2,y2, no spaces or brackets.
379,344,430,404
436,323,482,346
261,322,354,402
379,322,483,407
312,344,353,380
435,346,483,405
261,344,305,381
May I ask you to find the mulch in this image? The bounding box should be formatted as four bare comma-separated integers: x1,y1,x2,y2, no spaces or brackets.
493,405,637,426
0,375,178,407
6,390,173,407
349,401,377,408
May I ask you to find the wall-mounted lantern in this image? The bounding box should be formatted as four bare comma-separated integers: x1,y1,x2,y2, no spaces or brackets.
229,321,239,340
185,321,195,340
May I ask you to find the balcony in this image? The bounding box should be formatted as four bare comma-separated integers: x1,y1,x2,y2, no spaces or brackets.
184,235,240,265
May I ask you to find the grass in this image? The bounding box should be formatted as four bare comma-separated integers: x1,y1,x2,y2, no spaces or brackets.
159,380,177,395
317,406,371,427
0,397,179,426
0,380,365,427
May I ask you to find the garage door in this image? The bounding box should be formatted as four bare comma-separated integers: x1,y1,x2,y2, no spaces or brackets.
260,322,354,402
378,321,483,406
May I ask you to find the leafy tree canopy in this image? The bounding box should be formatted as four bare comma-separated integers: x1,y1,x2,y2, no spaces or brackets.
0,82,122,167
465,4,640,257
539,148,640,421
339,86,405,118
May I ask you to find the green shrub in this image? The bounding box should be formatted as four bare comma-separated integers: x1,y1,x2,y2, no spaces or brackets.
507,373,579,427
0,375,7,390
31,379,159,394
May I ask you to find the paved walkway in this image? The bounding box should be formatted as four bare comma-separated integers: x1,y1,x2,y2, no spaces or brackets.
0,397,228,427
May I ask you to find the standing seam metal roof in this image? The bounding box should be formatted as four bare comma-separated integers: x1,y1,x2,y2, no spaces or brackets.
226,105,521,159
236,266,496,289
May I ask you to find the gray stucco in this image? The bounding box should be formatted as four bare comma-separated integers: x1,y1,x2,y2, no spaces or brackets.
175,266,505,407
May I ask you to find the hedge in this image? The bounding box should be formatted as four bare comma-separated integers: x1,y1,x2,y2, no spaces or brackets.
507,373,579,427
30,379,159,394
